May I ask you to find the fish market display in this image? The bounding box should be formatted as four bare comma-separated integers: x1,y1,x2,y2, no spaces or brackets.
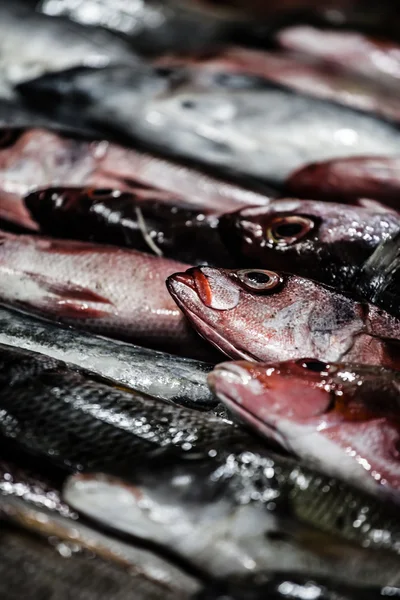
219,199,400,316
286,155,400,209
18,64,400,185
64,451,400,581
25,186,233,265
0,127,269,230
167,266,400,367
209,359,400,501
0,305,215,409
0,230,218,358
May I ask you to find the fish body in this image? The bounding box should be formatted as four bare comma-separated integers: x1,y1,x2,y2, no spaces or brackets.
0,127,269,229
209,359,400,502
0,230,215,358
0,305,215,409
286,155,400,210
25,186,233,265
18,65,400,185
167,266,400,367
219,199,400,316
64,449,400,581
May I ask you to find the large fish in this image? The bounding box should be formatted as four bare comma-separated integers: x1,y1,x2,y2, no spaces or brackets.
0,1,137,100
0,230,217,359
64,449,400,581
219,199,400,317
25,186,233,265
0,305,216,409
18,64,400,185
167,266,400,367
0,127,268,230
286,155,400,210
209,359,400,503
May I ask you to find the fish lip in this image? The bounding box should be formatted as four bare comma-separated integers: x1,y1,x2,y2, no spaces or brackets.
168,272,257,360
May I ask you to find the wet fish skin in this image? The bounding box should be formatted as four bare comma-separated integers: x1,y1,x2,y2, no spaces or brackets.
64,450,400,581
25,186,234,266
167,266,400,368
218,199,400,316
209,359,400,500
0,230,218,359
0,127,269,230
0,344,243,472
18,65,400,185
0,305,216,410
286,156,400,211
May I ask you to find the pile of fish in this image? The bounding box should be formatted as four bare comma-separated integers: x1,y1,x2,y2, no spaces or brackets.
1,0,400,598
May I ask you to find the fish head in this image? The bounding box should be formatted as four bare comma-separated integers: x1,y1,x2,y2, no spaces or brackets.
218,199,399,276
167,266,365,362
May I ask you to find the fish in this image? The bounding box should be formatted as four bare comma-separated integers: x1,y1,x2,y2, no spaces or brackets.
160,47,400,123
0,127,269,230
64,449,400,582
18,64,400,186
0,305,216,410
167,266,400,368
0,344,244,472
285,155,400,210
218,199,400,317
0,229,219,359
209,359,400,503
277,26,400,88
0,0,137,100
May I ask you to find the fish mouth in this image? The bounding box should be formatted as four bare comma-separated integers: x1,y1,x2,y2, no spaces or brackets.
167,272,257,361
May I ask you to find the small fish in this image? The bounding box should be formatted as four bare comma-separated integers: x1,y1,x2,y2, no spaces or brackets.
0,230,218,359
0,305,216,409
0,127,269,230
167,266,400,367
0,344,242,472
64,449,400,581
218,199,400,317
285,155,400,211
25,186,233,265
209,359,400,502
278,26,400,88
18,64,400,185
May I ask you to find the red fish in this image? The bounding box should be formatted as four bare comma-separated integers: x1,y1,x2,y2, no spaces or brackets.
209,359,400,500
167,266,400,368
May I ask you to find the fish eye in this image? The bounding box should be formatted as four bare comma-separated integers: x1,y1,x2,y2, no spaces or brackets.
267,215,314,247
87,188,118,200
297,359,329,373
236,269,283,292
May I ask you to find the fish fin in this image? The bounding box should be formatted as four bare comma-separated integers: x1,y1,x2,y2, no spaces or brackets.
25,272,114,306
356,231,400,302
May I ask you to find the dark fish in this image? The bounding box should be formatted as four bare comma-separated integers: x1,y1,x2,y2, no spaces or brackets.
285,155,400,210
0,230,218,359
0,0,137,100
0,127,269,230
219,199,400,317
64,450,400,581
18,64,400,186
167,266,400,368
25,186,233,265
209,359,400,501
278,26,400,89
0,344,242,472
0,305,216,410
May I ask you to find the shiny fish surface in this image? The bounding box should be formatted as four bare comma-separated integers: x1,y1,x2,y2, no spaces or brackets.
210,360,400,501
64,450,400,582
167,266,400,367
25,186,233,265
219,199,400,316
0,305,215,409
0,230,216,359
0,344,242,471
18,64,400,185
0,127,268,229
